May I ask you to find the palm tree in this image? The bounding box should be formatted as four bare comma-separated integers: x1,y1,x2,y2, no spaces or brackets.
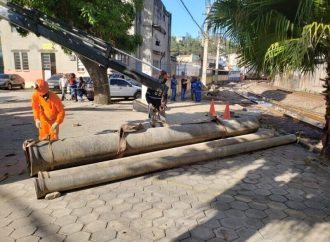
208,0,330,159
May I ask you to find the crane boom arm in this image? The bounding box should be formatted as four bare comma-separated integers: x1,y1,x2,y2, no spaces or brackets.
0,1,167,92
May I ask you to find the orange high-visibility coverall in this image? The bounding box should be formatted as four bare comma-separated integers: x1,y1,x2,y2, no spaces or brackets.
32,91,65,141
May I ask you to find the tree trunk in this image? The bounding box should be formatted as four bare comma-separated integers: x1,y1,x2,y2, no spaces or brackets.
321,51,330,159
78,55,111,105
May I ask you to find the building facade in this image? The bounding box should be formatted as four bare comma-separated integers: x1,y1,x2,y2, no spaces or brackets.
0,0,172,87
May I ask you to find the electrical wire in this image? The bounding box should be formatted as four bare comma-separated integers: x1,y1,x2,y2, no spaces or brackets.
177,0,205,37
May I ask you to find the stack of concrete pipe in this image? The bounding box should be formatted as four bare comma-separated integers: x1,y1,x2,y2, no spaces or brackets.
33,129,297,198
25,117,260,176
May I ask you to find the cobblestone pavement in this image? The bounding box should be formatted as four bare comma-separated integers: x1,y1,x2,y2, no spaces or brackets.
1,89,330,242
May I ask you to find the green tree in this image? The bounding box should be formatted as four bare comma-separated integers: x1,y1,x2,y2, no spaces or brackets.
208,0,330,158
13,0,143,104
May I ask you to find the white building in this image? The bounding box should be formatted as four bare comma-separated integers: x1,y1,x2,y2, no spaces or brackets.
0,0,172,87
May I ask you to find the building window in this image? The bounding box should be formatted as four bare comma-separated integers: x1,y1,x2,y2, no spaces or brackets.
13,51,29,71
77,58,85,72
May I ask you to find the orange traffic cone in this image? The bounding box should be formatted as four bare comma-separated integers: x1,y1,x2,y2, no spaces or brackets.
223,101,231,119
209,98,216,117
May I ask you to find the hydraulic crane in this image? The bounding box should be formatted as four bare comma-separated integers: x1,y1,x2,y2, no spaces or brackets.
0,0,168,93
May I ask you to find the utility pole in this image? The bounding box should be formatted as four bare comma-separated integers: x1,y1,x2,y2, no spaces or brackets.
215,33,220,82
201,0,211,86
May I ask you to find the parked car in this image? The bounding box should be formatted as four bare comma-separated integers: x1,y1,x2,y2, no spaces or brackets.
0,74,25,90
84,77,142,101
46,74,62,92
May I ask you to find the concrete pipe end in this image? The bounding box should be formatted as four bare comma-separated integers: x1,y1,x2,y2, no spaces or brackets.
34,178,46,199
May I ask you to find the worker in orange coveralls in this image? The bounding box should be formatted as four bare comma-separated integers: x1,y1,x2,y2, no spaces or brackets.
32,79,65,141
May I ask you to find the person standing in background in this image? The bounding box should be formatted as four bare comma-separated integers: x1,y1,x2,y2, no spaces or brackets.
170,75,177,102
190,76,197,101
59,73,67,101
181,76,188,101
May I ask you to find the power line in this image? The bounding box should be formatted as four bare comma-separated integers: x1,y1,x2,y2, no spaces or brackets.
177,0,205,37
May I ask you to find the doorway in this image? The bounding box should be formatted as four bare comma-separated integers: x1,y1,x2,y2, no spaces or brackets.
41,53,56,80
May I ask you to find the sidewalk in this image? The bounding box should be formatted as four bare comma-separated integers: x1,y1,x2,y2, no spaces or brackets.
0,89,329,242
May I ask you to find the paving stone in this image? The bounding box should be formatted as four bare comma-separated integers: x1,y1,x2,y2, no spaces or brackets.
231,201,249,211
284,209,306,219
91,228,117,242
175,217,198,228
304,200,325,209
48,201,67,210
142,208,163,220
211,201,231,211
0,218,13,228
197,217,221,229
58,223,83,235
235,227,263,241
163,208,185,219
254,188,272,196
93,205,112,215
106,219,129,232
270,188,288,196
190,225,215,240
86,199,105,208
243,178,259,184
243,217,264,229
265,208,287,220
172,201,191,210
71,207,92,216
285,194,304,202
139,227,165,240
117,228,141,240
285,201,307,210
130,218,153,230
67,200,87,209
52,208,72,218
245,209,267,218
99,212,121,222
269,194,288,203
39,233,66,242
113,203,133,213
248,201,268,210
77,213,99,224
124,196,142,205
6,209,33,220
65,231,90,242
84,220,107,233
165,227,190,240
10,225,37,239
180,238,200,242
304,208,327,219
224,209,246,218
0,226,14,236
234,195,253,203
220,217,244,229
16,235,40,242
34,224,60,238
54,215,77,226
213,227,238,241
0,236,14,242
153,201,172,210
153,217,175,229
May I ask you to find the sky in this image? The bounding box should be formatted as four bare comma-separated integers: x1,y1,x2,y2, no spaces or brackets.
162,0,206,38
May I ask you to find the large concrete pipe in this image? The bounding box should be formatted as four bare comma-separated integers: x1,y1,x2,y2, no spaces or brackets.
34,133,296,198
25,117,259,176
38,130,274,178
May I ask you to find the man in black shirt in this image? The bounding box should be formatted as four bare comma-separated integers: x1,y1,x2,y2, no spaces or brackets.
181,77,188,101
145,70,169,126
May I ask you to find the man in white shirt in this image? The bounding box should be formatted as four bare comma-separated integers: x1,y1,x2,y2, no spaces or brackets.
59,74,67,101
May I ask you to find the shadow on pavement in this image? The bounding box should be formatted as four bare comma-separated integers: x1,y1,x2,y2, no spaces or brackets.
150,143,330,241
